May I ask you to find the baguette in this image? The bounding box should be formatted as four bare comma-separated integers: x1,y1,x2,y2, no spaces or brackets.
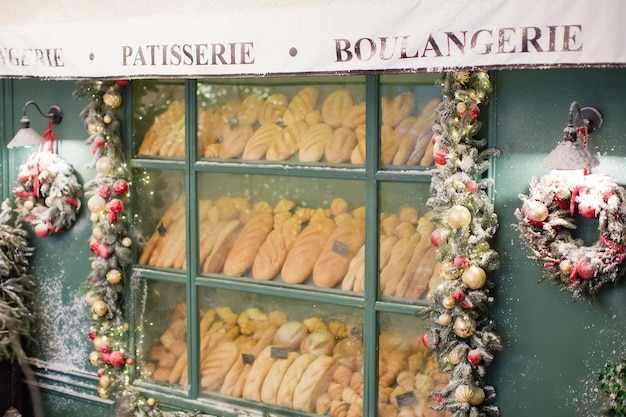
223,210,274,277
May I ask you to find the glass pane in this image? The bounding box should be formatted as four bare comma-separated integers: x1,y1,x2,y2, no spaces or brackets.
133,79,186,159
378,312,450,416
197,76,366,166
197,287,363,416
379,181,437,302
133,168,186,269
137,280,188,388
197,172,365,293
379,74,443,169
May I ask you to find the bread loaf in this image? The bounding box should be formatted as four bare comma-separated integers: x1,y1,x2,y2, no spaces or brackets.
260,351,299,404
219,125,254,159
237,94,264,126
380,232,421,296
139,197,185,264
299,123,333,163
281,215,337,284
283,87,319,126
252,215,302,280
292,355,338,412
321,89,354,128
242,123,283,160
300,330,335,356
382,92,416,127
276,353,317,408
342,102,366,129
200,341,240,391
259,93,289,125
242,345,278,402
202,219,241,273
312,216,365,288
223,210,274,276
325,127,357,163
266,119,307,161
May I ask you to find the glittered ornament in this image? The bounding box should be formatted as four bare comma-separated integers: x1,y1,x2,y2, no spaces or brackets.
469,386,485,405
433,147,449,166
462,265,487,289
146,398,156,407
106,269,122,284
437,313,452,326
455,384,474,403
88,351,101,367
109,351,125,367
442,296,455,309
121,237,132,247
559,260,573,275
98,184,111,199
524,200,549,222
88,195,106,214
447,205,472,229
103,91,122,109
576,261,595,280
468,349,483,364
84,290,100,307
99,374,111,388
96,156,114,175
98,387,109,400
446,347,462,365
34,223,49,238
113,179,129,195
453,316,476,338
108,198,124,214
92,300,108,317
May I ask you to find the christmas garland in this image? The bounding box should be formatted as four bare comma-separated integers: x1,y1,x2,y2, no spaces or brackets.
422,71,502,417
74,81,209,417
0,198,35,360
599,360,626,416
515,171,626,301
13,150,82,237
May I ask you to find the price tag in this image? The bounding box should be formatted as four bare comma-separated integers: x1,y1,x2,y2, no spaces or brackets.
396,391,416,408
157,223,167,237
350,326,364,341
270,346,289,359
332,240,349,256
241,353,255,365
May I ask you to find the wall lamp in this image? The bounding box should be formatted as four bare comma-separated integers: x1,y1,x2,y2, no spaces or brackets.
541,101,602,171
7,100,63,148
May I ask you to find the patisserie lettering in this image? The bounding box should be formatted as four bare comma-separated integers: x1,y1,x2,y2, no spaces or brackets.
0,48,64,67
122,43,254,66
334,24,582,62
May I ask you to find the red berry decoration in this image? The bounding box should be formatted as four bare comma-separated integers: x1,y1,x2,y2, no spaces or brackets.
98,185,111,199
435,393,443,403
108,351,125,367
34,223,49,238
89,238,100,254
94,135,106,148
126,358,134,366
452,287,465,302
88,329,97,340
430,229,443,247
470,104,480,122
454,255,469,269
115,80,129,86
578,204,596,218
113,179,129,195
434,147,449,165
465,180,479,193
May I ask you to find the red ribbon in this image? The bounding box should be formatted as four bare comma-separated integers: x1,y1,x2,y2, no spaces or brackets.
43,120,54,153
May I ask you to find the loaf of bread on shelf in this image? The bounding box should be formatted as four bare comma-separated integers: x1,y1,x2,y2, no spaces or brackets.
139,197,185,265
242,345,279,402
380,124,398,165
219,125,254,159
202,219,242,273
321,89,354,128
382,92,416,128
395,215,437,298
260,351,300,405
283,87,319,126
299,123,334,163
252,214,302,280
313,214,365,289
405,98,441,166
223,209,274,277
390,115,419,166
237,93,264,126
259,93,289,125
148,215,186,268
138,100,185,156
379,223,421,296
200,340,241,391
242,123,283,160
266,119,307,161
342,102,366,130
292,354,338,412
281,213,337,284
325,127,358,163
276,353,317,408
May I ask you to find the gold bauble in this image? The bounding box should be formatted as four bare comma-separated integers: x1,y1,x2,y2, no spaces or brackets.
455,384,474,403
442,296,455,309
437,313,452,326
441,261,463,280
99,374,111,388
106,269,122,284
103,91,122,109
92,300,108,317
446,348,462,365
146,398,156,407
453,316,476,338
559,260,573,275
84,290,100,307
469,386,485,405
461,265,487,289
88,351,101,367
447,205,472,229
98,387,109,400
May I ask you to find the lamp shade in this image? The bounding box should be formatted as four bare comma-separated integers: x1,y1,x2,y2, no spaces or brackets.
7,116,48,148
541,137,599,170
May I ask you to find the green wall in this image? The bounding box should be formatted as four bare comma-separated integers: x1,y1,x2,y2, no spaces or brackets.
1,68,625,416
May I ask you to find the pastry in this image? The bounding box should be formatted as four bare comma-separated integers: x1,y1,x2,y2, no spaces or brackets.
283,87,319,126
391,116,419,165
300,330,336,356
259,93,289,125
252,214,302,280
325,127,358,163
242,123,283,160
272,321,309,351
281,215,337,284
138,100,185,156
219,125,254,159
266,119,307,161
237,93,264,126
321,89,354,128
298,123,334,163
342,102,366,130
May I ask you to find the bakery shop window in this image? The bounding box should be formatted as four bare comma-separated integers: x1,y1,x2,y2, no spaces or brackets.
133,79,186,159
194,287,363,414
134,168,186,270
378,181,436,303
196,76,367,165
196,171,365,292
136,280,188,389
378,311,450,417
379,74,442,170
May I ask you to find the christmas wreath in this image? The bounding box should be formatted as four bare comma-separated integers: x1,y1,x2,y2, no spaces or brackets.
515,171,626,301
13,151,82,237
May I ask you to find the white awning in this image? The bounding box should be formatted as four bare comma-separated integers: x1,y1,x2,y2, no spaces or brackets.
1,0,624,79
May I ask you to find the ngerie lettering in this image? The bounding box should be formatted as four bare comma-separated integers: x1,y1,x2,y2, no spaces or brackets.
334,24,583,62
0,48,64,67
122,42,255,66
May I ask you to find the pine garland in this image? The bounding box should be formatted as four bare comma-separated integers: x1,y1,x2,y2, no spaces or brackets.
422,71,502,417
0,199,35,361
599,360,626,416
74,81,205,417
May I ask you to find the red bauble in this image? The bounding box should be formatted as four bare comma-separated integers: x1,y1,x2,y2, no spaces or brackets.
94,135,106,148
109,198,124,214
576,261,595,280
470,105,480,122
89,238,100,254
113,179,129,195
109,351,125,367
98,185,111,199
430,229,443,247
433,148,449,165
96,243,113,259
107,212,118,223
34,223,49,238
454,255,469,269
421,332,430,347
99,343,111,354
452,287,465,302
101,352,110,364
578,204,596,218
126,358,134,366
88,329,97,340
435,393,443,403
467,349,483,364
115,80,129,86
465,180,479,193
